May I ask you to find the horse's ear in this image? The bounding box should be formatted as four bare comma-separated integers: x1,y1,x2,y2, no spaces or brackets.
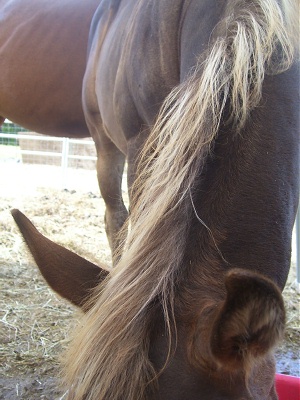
11,209,109,310
210,269,285,370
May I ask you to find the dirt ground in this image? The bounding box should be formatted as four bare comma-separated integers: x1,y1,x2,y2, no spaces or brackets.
0,170,299,399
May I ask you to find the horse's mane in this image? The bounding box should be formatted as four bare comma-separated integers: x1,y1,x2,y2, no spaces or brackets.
64,1,298,399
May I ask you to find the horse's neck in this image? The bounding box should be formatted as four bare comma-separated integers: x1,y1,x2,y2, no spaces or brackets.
181,69,299,298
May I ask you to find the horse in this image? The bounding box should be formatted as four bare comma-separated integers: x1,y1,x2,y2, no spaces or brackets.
0,0,99,137
12,0,299,399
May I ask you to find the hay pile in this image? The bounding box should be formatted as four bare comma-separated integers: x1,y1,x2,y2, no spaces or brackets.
0,187,299,399
0,188,112,399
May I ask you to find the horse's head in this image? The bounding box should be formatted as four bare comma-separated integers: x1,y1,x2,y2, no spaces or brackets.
12,209,284,399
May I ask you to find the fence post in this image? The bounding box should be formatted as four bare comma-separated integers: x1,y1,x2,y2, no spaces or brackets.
61,137,69,189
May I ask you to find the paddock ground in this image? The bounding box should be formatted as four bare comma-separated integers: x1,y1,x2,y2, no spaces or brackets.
0,163,299,399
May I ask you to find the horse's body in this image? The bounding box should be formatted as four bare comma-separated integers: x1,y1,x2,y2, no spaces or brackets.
12,0,299,399
0,0,99,136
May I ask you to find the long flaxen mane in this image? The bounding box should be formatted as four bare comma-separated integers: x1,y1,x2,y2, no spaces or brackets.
64,1,298,399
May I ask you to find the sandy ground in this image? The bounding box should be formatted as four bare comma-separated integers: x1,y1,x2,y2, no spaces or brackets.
0,158,299,399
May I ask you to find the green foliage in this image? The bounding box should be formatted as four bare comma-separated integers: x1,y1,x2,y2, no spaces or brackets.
0,122,28,146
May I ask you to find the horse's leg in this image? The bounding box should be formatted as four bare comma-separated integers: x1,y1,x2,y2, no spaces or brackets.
83,45,128,262
0,116,5,126
93,131,128,262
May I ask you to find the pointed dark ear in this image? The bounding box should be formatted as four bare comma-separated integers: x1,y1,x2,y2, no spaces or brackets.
210,269,285,370
11,209,109,310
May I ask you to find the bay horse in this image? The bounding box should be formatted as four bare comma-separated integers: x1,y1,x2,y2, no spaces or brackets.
0,0,99,136
12,0,299,399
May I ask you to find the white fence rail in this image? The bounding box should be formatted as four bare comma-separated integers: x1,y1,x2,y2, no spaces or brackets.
0,132,97,161
0,133,97,189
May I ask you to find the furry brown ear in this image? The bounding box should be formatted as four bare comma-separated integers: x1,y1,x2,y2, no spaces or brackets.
210,269,285,370
11,209,109,309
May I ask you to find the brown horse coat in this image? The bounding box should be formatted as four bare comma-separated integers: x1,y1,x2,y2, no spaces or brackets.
0,0,99,136
12,0,299,399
